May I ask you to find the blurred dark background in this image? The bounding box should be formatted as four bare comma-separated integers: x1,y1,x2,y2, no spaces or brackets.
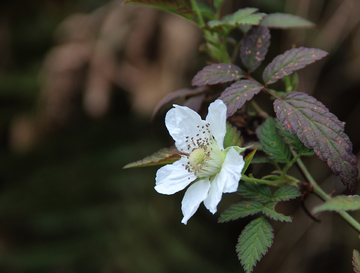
0,0,359,272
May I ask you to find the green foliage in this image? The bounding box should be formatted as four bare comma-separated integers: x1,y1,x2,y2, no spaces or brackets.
224,122,243,148
218,201,263,223
219,80,263,117
274,91,358,194
272,185,301,202
238,182,272,203
262,202,292,222
263,47,328,85
243,148,258,174
261,13,315,28
353,250,360,273
313,195,360,214
256,117,291,163
191,63,244,86
236,216,274,273
123,147,180,168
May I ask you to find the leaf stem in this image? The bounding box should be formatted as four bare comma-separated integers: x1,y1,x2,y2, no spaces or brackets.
293,150,360,234
281,151,302,179
190,0,205,26
241,174,282,187
250,100,269,119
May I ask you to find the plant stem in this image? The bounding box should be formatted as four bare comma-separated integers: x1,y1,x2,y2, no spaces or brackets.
281,151,302,179
241,174,282,187
190,0,205,26
294,151,360,234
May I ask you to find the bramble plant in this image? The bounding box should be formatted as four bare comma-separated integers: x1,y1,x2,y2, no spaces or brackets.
123,1,360,272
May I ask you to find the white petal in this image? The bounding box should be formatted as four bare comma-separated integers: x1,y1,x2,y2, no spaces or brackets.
203,148,244,213
181,178,210,225
165,105,206,153
206,100,227,150
155,158,196,195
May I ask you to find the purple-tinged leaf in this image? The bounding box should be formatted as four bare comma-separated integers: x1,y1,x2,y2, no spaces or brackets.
219,80,263,117
183,93,205,113
260,13,315,29
353,249,360,273
240,26,271,73
263,47,328,85
123,147,180,168
192,63,245,86
274,91,358,193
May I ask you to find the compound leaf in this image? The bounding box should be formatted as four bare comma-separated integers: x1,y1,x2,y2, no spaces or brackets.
353,250,360,273
219,80,263,117
218,201,263,223
275,118,314,156
256,117,291,163
240,26,271,73
263,47,328,85
224,122,243,148
123,147,180,168
261,13,315,29
274,91,358,194
313,195,360,214
262,202,292,222
236,216,274,273
192,63,245,86
238,182,272,203
272,185,301,202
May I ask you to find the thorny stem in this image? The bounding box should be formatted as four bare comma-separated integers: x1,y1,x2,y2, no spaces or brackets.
293,150,360,234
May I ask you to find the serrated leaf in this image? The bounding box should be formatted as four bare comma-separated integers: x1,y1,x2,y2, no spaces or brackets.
192,63,245,86
260,13,315,28
275,118,314,156
256,117,291,163
236,216,274,273
238,182,272,203
124,0,193,20
240,26,271,73
224,8,265,26
274,91,358,194
219,201,263,223
243,148,258,174
224,122,243,148
313,195,360,214
219,80,263,117
353,250,360,273
263,47,328,85
272,185,301,202
262,202,292,222
123,147,180,168
206,19,226,28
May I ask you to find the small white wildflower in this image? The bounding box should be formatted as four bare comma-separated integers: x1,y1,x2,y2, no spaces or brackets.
155,100,245,224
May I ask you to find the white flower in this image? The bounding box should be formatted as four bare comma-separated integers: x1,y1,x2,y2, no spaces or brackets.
155,100,245,224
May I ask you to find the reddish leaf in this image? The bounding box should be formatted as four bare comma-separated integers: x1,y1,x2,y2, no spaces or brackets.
263,47,328,85
219,80,263,117
240,26,271,73
191,63,245,86
123,147,181,168
274,91,358,193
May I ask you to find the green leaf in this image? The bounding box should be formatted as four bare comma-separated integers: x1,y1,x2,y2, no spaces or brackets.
251,155,272,164
224,8,265,26
198,2,215,20
236,216,274,273
191,63,245,86
275,118,314,156
240,26,271,73
313,195,360,214
206,19,227,28
261,13,315,29
256,117,291,163
353,250,360,273
219,79,263,117
218,201,263,223
262,202,292,222
262,47,328,85
274,91,358,194
272,185,301,202
124,0,193,20
238,182,272,203
242,148,258,174
123,147,180,168
224,122,243,148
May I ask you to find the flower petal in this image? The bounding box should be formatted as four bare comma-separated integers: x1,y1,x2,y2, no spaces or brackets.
206,100,227,150
204,148,244,213
155,158,196,195
165,105,206,153
181,178,210,224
